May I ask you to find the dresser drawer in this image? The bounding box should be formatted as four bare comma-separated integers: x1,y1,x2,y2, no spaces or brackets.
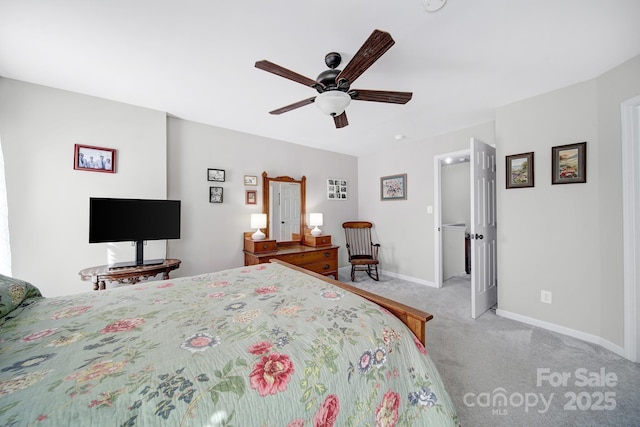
244,239,277,253
302,259,338,275
276,248,336,264
243,242,339,280
304,234,332,247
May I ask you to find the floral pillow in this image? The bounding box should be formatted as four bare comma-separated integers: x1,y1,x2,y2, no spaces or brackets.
0,273,42,318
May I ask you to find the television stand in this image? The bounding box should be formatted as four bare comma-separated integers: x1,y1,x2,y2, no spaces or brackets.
79,259,181,290
108,258,165,270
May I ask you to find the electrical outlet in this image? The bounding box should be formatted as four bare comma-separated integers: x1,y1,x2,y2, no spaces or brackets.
541,290,552,304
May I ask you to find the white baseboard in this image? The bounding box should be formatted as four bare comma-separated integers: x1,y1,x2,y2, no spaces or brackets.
496,309,627,359
381,270,438,288
337,266,438,288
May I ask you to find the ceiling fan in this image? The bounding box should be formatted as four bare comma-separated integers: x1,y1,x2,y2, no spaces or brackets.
255,29,413,129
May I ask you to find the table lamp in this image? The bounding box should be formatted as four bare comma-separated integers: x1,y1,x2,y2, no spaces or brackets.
250,213,267,240
309,213,323,236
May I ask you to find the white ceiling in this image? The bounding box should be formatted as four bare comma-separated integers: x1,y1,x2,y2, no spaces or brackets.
1,0,639,157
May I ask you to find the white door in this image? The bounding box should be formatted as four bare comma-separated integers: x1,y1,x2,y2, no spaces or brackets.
280,183,301,240
269,182,282,239
470,137,498,318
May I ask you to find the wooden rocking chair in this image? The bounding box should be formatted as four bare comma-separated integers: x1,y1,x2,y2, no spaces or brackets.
342,221,380,281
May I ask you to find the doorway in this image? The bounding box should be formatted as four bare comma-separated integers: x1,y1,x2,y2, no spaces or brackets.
434,149,470,289
434,138,498,319
439,154,470,285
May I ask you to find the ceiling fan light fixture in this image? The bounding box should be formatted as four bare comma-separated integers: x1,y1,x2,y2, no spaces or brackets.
314,91,351,117
256,30,411,128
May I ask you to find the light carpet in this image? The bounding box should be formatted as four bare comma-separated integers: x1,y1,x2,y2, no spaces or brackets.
337,270,640,427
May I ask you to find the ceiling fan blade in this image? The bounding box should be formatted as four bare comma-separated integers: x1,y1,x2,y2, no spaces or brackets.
269,96,316,115
336,30,395,86
255,60,322,89
333,112,349,128
350,89,413,104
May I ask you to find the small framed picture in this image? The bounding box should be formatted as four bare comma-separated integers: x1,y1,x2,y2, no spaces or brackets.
380,174,407,201
552,142,587,184
208,168,225,182
244,175,258,186
327,178,348,200
245,190,257,205
506,152,534,189
74,144,116,173
209,186,223,203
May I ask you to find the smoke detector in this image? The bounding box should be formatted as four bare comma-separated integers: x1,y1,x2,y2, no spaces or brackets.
424,0,447,12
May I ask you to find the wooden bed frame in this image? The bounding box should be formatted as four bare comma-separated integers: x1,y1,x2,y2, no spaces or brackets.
271,260,433,344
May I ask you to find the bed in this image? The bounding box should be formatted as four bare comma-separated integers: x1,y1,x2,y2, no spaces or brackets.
0,261,458,426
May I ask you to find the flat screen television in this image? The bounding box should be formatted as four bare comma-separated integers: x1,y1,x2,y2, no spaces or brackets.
89,197,181,268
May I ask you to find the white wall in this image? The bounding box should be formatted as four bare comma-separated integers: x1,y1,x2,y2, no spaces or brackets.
357,122,495,282
595,56,640,346
496,55,640,348
0,78,167,296
496,80,602,335
165,117,359,278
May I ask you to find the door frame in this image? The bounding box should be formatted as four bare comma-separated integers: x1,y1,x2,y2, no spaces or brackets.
433,149,470,288
622,94,640,362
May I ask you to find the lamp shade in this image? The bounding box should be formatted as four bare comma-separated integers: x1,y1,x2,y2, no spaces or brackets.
309,213,323,236
314,91,351,117
250,213,267,229
309,213,323,227
250,213,267,240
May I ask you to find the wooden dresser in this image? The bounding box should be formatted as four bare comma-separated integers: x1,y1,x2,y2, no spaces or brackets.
243,234,339,280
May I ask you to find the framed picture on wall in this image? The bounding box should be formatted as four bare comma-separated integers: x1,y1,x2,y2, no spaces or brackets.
73,144,116,173
207,168,225,182
244,175,258,186
209,186,223,203
506,152,534,189
380,174,407,201
245,190,257,205
327,178,347,200
552,142,587,184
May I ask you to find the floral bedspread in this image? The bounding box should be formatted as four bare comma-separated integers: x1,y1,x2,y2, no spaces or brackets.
0,263,458,426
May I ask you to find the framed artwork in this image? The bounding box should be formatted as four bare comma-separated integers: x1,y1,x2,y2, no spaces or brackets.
552,142,587,184
209,186,223,203
207,168,225,182
244,175,258,186
245,190,257,205
327,178,348,200
506,152,534,189
380,174,407,201
73,144,116,173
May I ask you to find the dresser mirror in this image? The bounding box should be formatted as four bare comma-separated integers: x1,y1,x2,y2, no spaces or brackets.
262,172,306,243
